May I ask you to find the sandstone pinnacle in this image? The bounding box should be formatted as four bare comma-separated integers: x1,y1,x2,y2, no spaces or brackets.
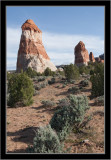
16,19,57,73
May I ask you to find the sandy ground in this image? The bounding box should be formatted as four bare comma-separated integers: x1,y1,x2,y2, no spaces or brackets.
6,78,104,153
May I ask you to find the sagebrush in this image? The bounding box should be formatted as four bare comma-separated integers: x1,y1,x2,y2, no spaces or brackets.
26,125,64,153
50,94,89,141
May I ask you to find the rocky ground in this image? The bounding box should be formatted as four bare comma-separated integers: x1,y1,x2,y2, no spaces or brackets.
6,76,104,153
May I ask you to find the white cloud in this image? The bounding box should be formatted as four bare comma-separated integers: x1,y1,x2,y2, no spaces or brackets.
7,27,104,70
43,32,104,52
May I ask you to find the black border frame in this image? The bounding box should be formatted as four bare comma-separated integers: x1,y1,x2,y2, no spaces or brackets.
1,0,110,159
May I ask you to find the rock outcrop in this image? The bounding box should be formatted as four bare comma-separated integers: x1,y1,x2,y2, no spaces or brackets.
89,52,95,62
95,57,104,63
99,54,104,60
16,19,57,73
74,41,89,66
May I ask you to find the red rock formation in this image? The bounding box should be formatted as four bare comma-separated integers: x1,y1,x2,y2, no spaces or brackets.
16,19,57,73
74,41,89,66
22,19,41,32
89,52,95,62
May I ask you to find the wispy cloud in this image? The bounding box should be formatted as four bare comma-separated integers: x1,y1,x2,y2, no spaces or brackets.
7,27,104,70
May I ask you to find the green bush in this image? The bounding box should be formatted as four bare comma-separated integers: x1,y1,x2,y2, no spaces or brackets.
34,84,42,90
68,86,80,94
50,95,89,141
7,73,34,107
48,78,56,84
90,63,104,97
69,80,76,84
62,84,66,88
36,72,42,76
95,95,104,106
58,71,65,76
44,67,53,76
64,81,68,85
90,70,94,75
41,100,56,108
79,63,95,75
26,125,64,153
7,72,15,81
79,65,89,74
64,64,79,81
25,67,37,78
57,98,70,109
38,76,46,82
33,90,40,96
34,81,48,90
80,79,89,87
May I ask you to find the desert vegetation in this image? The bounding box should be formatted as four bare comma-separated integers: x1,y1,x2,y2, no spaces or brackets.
6,62,104,153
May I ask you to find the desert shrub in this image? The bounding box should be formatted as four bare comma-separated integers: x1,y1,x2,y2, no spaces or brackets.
90,70,94,75
58,71,65,76
64,64,79,81
68,86,80,94
7,73,34,107
50,95,89,141
90,63,104,97
79,65,89,74
26,125,64,153
34,84,42,90
7,72,15,81
79,86,83,90
44,67,52,76
69,80,76,84
34,81,48,90
40,81,48,88
38,76,46,82
32,77,38,82
41,100,56,108
48,78,56,84
36,72,42,76
25,67,37,78
95,95,104,106
79,63,94,75
62,84,66,88
57,98,70,109
64,81,68,85
33,90,40,96
80,79,89,87
61,76,66,80
51,71,56,77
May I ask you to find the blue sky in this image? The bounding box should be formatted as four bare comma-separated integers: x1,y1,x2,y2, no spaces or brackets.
7,6,104,70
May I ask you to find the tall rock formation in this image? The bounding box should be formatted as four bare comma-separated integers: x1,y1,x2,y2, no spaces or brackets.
74,41,89,66
89,52,95,62
16,19,57,73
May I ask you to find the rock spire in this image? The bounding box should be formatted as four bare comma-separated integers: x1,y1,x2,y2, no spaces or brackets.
74,41,89,66
16,19,57,73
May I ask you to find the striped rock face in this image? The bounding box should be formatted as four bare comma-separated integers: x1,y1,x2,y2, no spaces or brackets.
16,19,57,73
74,41,89,66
